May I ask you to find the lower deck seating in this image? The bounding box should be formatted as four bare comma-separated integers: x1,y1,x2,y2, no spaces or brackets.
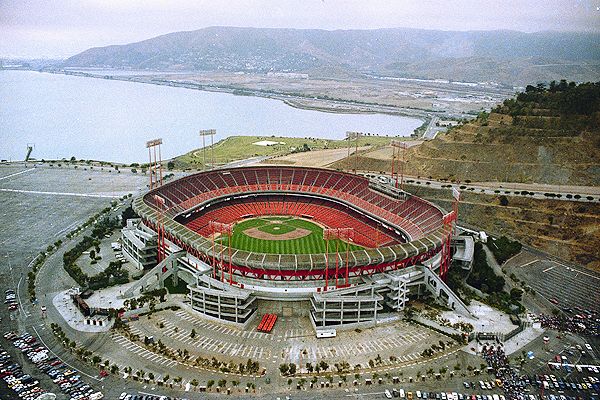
181,194,402,248
149,167,444,239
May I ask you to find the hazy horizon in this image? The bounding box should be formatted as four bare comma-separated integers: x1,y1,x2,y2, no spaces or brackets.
1,0,599,59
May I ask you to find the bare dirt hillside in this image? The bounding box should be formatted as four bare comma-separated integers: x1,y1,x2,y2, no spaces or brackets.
333,82,600,186
410,185,600,272
330,83,600,270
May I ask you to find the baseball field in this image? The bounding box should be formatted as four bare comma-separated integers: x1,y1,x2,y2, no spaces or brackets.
217,216,363,254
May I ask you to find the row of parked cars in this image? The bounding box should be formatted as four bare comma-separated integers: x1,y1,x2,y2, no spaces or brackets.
383,389,508,399
383,389,600,400
0,344,46,399
5,288,18,311
537,374,600,393
3,330,104,400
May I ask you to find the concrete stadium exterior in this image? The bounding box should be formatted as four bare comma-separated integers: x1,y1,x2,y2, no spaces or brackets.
124,166,468,330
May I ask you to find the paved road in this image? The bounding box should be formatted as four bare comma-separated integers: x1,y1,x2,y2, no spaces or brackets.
222,156,272,169
361,172,599,203
422,116,441,140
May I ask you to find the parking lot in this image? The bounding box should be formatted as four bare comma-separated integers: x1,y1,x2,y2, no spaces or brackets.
1,331,103,399
506,259,600,314
0,164,148,398
127,306,445,371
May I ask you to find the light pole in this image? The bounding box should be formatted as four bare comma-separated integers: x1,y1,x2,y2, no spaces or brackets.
199,129,217,171
145,138,163,189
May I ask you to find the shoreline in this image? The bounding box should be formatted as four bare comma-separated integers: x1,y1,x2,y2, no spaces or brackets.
0,68,428,164
12,68,431,120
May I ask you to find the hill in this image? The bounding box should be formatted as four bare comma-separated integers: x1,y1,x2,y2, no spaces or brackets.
63,27,600,86
409,184,600,272
332,81,600,186
172,134,397,170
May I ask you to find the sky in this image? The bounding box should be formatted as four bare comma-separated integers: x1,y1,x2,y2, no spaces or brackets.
1,0,599,58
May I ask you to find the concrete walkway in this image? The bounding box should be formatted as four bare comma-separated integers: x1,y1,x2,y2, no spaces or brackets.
441,300,515,334
52,289,113,333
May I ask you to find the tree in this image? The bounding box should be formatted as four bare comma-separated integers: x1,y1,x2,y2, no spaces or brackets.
288,363,297,375
121,205,138,226
510,288,523,302
279,363,289,376
148,372,155,380
306,362,313,373
319,360,329,371
207,380,215,389
190,328,196,338
191,379,199,387
167,160,175,170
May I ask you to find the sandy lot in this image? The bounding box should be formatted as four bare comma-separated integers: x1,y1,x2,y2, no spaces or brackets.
262,146,371,167
362,142,423,160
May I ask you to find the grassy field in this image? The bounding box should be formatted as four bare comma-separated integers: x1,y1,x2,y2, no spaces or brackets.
173,135,408,170
218,216,363,254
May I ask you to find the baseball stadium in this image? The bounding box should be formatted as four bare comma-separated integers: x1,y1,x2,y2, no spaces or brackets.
124,166,467,331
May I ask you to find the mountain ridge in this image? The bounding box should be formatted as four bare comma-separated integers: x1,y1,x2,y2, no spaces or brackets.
64,26,600,85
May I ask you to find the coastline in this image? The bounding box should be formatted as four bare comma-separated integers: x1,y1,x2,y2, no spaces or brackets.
0,68,427,163
16,68,431,121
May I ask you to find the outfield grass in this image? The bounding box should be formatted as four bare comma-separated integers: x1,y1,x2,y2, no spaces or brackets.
173,135,403,169
218,217,363,254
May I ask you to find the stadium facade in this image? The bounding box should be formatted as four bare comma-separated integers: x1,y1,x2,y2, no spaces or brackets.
123,166,471,331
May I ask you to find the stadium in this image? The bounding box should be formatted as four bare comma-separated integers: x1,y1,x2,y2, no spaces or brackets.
125,166,467,331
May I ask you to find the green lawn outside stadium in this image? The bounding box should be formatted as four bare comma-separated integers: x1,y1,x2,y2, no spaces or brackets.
216,216,363,254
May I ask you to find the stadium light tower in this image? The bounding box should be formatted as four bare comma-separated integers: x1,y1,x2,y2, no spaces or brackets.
323,227,354,289
209,221,234,284
390,140,408,190
346,131,362,174
199,129,217,171
153,195,166,263
146,138,163,189
440,187,460,281
25,143,35,162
